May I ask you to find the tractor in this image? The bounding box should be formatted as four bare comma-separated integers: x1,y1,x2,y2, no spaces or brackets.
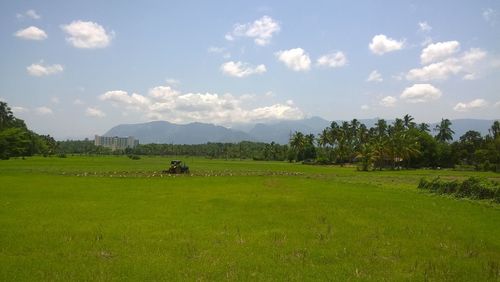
164,160,190,174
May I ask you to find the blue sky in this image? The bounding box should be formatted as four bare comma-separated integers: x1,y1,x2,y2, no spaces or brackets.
1,0,499,139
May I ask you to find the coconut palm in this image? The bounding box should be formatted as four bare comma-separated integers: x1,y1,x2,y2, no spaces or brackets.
434,118,455,142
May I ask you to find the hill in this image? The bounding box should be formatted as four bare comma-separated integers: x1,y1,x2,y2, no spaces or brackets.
103,118,497,144
104,121,253,144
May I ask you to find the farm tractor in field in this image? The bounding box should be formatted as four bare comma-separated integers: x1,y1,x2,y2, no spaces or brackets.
164,160,190,174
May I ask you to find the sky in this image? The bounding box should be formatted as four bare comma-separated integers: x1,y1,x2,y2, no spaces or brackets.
0,0,499,139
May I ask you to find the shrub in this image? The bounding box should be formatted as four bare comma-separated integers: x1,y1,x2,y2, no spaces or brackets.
418,176,500,203
128,155,141,160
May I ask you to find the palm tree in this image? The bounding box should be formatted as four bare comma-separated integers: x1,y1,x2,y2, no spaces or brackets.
290,131,305,161
317,128,331,147
375,119,388,138
403,114,416,129
418,122,430,132
434,118,455,142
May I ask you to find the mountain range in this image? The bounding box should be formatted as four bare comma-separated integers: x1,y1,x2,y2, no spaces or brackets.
104,117,498,145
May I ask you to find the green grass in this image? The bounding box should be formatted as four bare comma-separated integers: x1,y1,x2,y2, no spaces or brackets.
1,156,499,281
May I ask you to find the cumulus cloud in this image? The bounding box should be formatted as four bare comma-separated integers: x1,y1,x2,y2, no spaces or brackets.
61,20,113,49
369,34,404,55
275,48,311,71
400,83,442,103
316,51,348,68
366,70,383,82
379,96,397,107
453,99,488,112
86,107,106,118
35,106,53,115
14,26,47,40
221,61,266,77
27,62,63,76
226,16,280,46
361,105,370,110
100,86,304,124
420,41,460,64
407,48,486,81
418,21,432,32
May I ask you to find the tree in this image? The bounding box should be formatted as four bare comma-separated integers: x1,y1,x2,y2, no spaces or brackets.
434,118,455,143
290,131,305,161
418,122,430,133
489,120,500,139
403,114,416,129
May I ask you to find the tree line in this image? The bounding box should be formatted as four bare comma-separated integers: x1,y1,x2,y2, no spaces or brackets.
0,101,57,159
289,114,500,171
2,101,499,171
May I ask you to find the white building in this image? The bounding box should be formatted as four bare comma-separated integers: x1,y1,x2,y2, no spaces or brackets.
94,135,139,150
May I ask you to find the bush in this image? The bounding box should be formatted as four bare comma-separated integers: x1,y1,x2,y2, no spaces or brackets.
57,153,67,158
418,177,500,203
128,155,141,160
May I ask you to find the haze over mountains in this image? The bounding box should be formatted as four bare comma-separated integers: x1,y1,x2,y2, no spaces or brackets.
104,117,498,145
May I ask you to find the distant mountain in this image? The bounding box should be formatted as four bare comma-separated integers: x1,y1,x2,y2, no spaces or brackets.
248,117,330,144
103,118,497,145
104,121,253,144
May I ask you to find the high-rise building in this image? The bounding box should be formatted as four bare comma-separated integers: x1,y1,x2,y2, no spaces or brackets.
94,135,139,150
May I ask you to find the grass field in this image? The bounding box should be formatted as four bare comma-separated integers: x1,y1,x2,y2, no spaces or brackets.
1,156,499,281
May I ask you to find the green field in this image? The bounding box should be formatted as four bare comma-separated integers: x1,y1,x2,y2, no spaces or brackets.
1,156,499,281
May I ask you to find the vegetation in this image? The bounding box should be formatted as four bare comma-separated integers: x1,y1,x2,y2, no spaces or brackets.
2,101,498,173
1,156,499,280
419,177,500,203
0,101,56,159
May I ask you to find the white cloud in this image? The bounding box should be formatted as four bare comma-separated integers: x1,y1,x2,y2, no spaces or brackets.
495,101,500,108
407,48,486,81
12,106,28,113
165,78,180,85
226,16,280,46
418,21,432,32
380,96,397,107
14,26,47,40
17,9,41,20
361,104,370,110
26,9,41,19
366,70,383,82
369,34,404,55
453,99,488,112
100,86,304,124
35,106,53,115
86,107,106,118
483,8,497,25
420,41,460,64
26,62,63,76
61,20,113,49
275,48,311,71
220,61,267,77
316,51,348,68
51,97,60,104
400,83,442,103
463,73,477,80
